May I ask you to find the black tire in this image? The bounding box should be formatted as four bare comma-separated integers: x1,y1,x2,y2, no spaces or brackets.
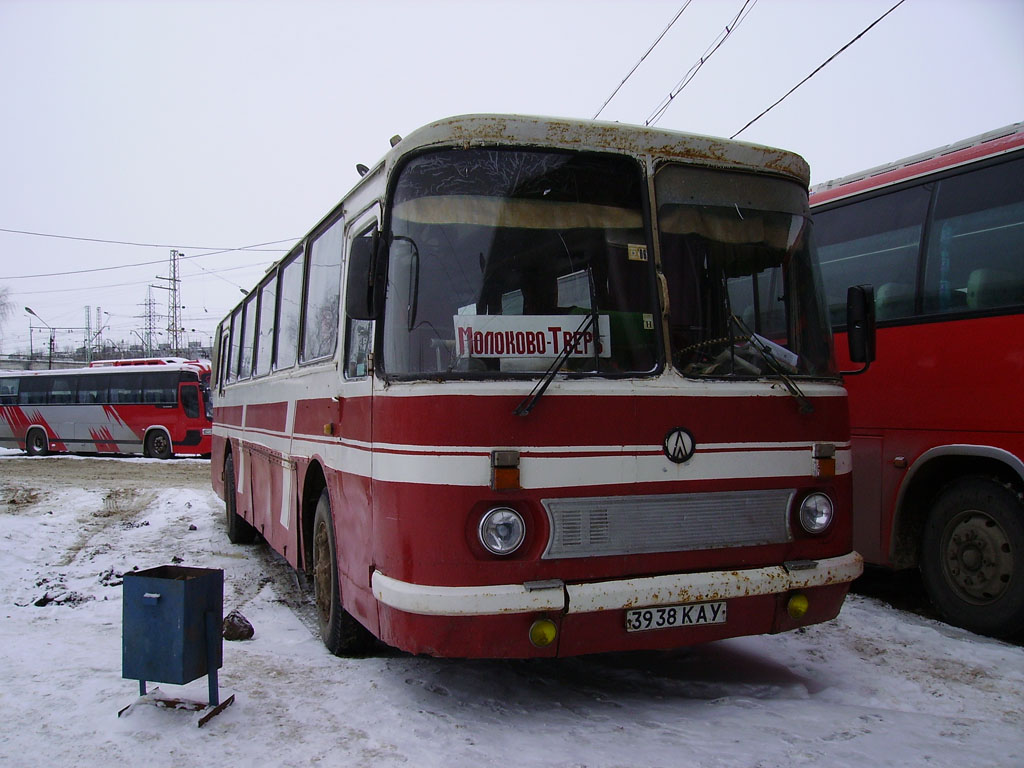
144,430,173,460
312,488,373,656
224,452,257,545
25,428,48,457
920,476,1024,637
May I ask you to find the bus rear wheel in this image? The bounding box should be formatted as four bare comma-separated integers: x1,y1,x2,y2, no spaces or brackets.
144,431,173,460
920,476,1024,637
25,428,48,456
312,488,373,656
223,452,257,544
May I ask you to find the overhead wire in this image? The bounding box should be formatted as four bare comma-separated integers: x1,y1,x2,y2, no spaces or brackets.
593,0,694,120
645,0,759,127
731,0,909,139
0,237,294,280
0,226,291,253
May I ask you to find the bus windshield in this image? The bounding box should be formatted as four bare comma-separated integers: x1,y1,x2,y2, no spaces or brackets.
382,148,660,378
656,165,835,378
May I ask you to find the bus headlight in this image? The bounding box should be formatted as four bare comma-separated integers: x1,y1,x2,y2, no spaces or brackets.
478,507,525,555
798,493,834,534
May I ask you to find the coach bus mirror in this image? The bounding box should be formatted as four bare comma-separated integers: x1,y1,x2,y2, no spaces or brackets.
844,284,876,374
346,230,381,320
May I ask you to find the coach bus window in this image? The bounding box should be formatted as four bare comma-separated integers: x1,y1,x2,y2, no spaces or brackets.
303,217,343,362
656,165,834,377
227,307,242,383
383,148,657,378
815,185,931,325
18,377,47,405
143,373,179,404
0,377,18,404
255,274,277,377
49,377,75,404
922,156,1024,314
110,373,143,404
239,295,257,379
277,248,305,370
78,375,109,404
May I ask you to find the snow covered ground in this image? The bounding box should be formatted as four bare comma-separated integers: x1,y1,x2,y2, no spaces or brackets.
0,451,1021,768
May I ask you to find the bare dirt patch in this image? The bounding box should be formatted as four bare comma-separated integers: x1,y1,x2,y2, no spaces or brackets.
0,456,211,491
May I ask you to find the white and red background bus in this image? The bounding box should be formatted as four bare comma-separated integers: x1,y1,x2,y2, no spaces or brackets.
0,358,212,458
813,122,1024,637
212,114,868,658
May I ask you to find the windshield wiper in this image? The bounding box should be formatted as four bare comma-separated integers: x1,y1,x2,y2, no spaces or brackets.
731,315,814,415
514,313,596,417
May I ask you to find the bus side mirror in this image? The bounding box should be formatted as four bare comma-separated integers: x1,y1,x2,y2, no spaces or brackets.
845,284,876,373
346,230,382,321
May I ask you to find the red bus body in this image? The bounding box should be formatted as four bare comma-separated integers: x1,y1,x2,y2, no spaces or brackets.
0,362,213,458
212,115,862,658
812,123,1024,636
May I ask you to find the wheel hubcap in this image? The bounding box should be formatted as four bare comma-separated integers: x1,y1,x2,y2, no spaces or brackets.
943,509,1013,604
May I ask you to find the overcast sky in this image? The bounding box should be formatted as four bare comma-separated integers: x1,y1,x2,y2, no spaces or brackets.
1,0,1021,356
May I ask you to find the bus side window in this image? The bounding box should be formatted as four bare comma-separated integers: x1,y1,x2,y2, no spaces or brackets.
238,295,257,380
922,156,1024,314
78,375,109,404
276,247,306,370
142,373,178,404
227,307,242,383
110,373,142,404
49,377,76,404
815,185,931,326
181,384,201,419
18,377,47,405
255,273,277,377
303,216,343,362
0,377,19,405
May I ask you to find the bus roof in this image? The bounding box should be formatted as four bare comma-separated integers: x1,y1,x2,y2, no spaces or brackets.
810,122,1024,206
0,362,206,377
387,114,811,186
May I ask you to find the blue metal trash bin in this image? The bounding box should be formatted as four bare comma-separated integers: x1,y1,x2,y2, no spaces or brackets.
122,565,224,704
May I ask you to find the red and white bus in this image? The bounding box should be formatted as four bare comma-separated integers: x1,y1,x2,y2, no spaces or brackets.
0,360,213,458
212,114,871,658
812,122,1024,637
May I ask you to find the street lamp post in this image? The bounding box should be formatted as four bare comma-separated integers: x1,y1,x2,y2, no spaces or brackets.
25,307,55,370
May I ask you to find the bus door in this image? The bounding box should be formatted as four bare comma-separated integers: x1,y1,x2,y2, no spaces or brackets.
331,212,379,609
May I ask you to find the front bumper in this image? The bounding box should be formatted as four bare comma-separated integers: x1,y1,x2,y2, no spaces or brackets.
371,551,864,617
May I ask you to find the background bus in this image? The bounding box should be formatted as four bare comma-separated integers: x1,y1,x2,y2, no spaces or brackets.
0,361,213,458
812,122,1024,637
212,114,868,659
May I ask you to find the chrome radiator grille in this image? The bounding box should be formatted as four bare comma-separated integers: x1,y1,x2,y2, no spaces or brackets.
541,489,794,559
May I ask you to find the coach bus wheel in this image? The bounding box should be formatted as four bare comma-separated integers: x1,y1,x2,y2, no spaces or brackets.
25,428,48,457
312,488,374,656
920,476,1024,637
223,452,257,544
144,431,173,460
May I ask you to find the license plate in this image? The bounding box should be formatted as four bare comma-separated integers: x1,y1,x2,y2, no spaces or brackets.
625,601,727,632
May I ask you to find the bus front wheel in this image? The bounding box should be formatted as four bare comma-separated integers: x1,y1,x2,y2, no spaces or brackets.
312,488,373,656
920,476,1024,637
144,431,173,460
25,428,48,457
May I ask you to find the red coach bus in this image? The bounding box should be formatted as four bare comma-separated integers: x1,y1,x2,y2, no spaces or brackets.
212,114,871,658
0,361,213,458
812,122,1024,637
